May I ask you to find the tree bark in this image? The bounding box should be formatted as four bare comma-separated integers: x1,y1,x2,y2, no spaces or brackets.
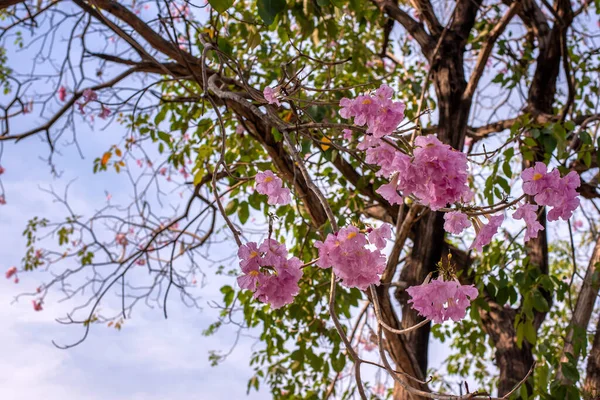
558,236,600,384
585,317,600,398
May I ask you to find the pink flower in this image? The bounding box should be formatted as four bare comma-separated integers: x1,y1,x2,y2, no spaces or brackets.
159,167,168,176
32,300,43,312
135,259,146,266
236,239,303,309
574,220,584,230
58,86,67,102
5,266,17,279
522,162,557,196
255,170,291,205
315,226,386,290
443,211,471,235
0,195,6,205
82,89,97,102
263,86,281,106
470,215,504,251
409,135,473,209
368,224,392,250
376,177,403,205
98,105,111,119
369,135,472,210
116,233,128,246
365,142,410,178
236,124,245,135
339,84,405,137
406,277,478,323
0,165,4,175
513,203,544,242
521,162,580,221
374,384,386,396
359,336,377,352
342,129,353,140
179,167,189,179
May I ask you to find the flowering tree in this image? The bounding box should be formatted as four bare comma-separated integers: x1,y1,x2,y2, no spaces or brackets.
1,0,600,398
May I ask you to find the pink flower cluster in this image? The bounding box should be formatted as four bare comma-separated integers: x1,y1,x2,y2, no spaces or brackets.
237,239,303,309
314,225,391,290
263,87,281,106
406,277,478,323
374,135,473,210
443,211,470,235
255,170,291,205
521,162,580,221
339,84,405,137
513,203,544,242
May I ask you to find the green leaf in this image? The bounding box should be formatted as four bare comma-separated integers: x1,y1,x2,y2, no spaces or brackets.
208,0,234,13
560,362,580,382
532,290,549,312
225,199,238,216
257,0,286,26
239,201,250,224
523,320,536,344
331,352,345,372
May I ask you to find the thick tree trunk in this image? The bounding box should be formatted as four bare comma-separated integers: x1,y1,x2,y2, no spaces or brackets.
393,32,472,398
479,301,535,395
585,317,600,398
558,237,600,384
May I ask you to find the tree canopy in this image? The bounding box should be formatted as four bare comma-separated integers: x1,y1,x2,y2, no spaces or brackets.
1,0,600,399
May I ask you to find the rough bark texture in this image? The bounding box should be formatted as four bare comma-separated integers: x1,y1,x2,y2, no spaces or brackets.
558,237,600,384
585,317,600,398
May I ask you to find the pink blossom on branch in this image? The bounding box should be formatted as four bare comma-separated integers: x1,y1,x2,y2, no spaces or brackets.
99,105,111,119
82,88,97,102
521,162,580,221
315,226,387,290
368,223,392,250
339,84,405,137
372,135,473,210
443,211,471,235
406,277,478,323
32,300,43,312
470,215,504,252
255,170,291,205
376,176,403,205
512,203,544,242
263,86,282,106
236,239,303,309
58,86,67,102
5,266,17,279
116,233,128,246
0,165,4,175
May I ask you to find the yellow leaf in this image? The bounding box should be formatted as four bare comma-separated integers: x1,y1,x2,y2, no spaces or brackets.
115,148,122,157
320,137,331,151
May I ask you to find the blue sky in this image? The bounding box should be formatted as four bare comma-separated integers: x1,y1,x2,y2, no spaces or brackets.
0,116,268,399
